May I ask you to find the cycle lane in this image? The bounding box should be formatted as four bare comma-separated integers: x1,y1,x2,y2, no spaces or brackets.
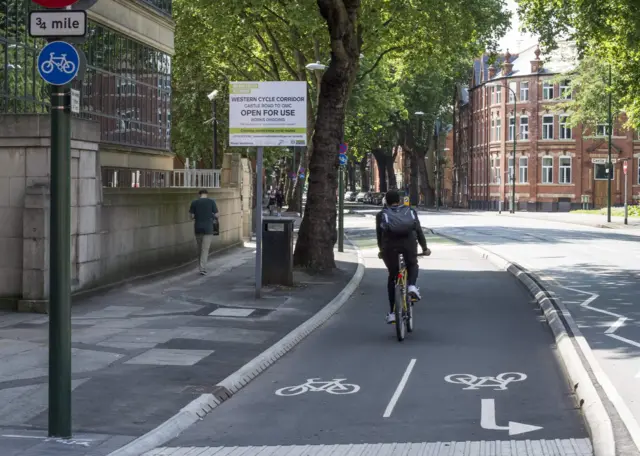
147,241,591,455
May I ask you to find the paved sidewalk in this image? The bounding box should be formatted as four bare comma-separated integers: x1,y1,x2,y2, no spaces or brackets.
0,224,359,456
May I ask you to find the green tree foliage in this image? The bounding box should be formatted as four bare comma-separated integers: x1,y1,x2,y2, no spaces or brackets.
518,0,640,128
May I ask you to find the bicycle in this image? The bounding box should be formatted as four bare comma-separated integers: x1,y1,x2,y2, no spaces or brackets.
40,53,76,75
392,249,430,341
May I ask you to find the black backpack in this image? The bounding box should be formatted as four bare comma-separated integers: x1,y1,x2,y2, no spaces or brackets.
380,206,416,236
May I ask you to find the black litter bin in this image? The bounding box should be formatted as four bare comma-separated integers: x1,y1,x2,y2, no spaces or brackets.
262,217,294,286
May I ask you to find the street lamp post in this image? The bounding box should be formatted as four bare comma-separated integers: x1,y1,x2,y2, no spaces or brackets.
607,63,612,223
207,90,219,170
434,119,441,211
487,82,517,213
415,111,425,207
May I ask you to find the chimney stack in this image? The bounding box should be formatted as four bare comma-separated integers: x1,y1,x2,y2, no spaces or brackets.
531,45,542,73
488,63,497,80
502,49,514,75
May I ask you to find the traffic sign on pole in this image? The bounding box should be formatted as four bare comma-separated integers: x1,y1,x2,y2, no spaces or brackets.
339,143,348,154
31,0,79,8
37,41,80,85
623,160,628,175
29,11,87,38
338,153,347,165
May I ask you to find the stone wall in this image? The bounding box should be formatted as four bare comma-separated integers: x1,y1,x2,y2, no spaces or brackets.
0,115,252,311
92,187,243,289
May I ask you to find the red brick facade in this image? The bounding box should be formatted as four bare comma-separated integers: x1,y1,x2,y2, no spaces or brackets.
466,45,640,211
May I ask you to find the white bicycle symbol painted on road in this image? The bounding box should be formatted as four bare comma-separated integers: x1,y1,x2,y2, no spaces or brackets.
275,378,360,396
40,53,76,75
444,372,527,390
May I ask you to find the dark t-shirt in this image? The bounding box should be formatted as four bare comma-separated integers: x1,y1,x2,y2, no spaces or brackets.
189,197,218,234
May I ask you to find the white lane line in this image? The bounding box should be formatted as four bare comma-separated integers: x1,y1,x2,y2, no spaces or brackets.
607,333,640,349
604,317,628,334
383,358,416,418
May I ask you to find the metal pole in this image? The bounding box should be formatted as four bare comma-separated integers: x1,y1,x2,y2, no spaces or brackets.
48,84,72,438
212,98,217,170
338,165,344,252
435,121,440,211
255,146,263,298
607,64,612,223
511,89,517,213
624,167,628,225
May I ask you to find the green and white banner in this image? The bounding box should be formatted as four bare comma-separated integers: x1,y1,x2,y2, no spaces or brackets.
229,81,308,147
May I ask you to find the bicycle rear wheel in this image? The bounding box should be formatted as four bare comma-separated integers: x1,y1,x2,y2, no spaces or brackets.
406,300,413,333
394,283,405,341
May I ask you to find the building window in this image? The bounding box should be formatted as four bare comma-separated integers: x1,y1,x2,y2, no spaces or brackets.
496,86,502,103
520,82,529,101
495,118,501,141
559,156,571,183
543,81,554,100
508,157,514,183
492,158,501,184
519,157,528,183
519,116,529,140
594,163,614,180
508,115,516,141
0,7,172,151
491,119,495,141
542,156,553,183
559,115,572,139
596,124,608,136
638,159,640,185
140,0,172,15
509,82,516,102
542,115,554,139
560,80,572,99
490,86,495,104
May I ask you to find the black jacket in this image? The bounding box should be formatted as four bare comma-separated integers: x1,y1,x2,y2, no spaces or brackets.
375,206,428,251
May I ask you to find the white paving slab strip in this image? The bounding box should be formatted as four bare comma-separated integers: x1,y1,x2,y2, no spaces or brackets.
143,439,593,455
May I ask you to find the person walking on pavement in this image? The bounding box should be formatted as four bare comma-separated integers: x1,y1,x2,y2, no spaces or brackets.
275,187,285,216
189,189,219,275
376,189,430,324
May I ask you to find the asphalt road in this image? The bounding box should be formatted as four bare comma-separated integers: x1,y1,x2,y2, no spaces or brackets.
152,224,590,455
422,211,640,453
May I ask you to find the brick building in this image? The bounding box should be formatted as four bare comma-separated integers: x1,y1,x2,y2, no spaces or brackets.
461,42,640,211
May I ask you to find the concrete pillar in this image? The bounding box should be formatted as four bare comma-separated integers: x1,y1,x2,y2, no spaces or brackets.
20,184,50,313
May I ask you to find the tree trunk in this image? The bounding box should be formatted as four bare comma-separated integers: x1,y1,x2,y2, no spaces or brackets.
293,0,360,271
359,159,369,191
385,153,397,190
287,90,315,213
419,155,434,207
348,160,356,191
409,150,420,205
372,148,388,192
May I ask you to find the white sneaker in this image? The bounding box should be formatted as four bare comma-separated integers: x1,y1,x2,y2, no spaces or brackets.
386,313,396,324
407,285,421,301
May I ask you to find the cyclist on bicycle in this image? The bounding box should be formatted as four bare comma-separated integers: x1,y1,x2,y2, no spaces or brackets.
375,190,429,324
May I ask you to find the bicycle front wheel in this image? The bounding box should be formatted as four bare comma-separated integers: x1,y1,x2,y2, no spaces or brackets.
394,283,405,341
406,301,414,333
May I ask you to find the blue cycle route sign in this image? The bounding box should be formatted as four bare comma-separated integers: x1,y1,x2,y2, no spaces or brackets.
37,41,80,85
338,153,348,165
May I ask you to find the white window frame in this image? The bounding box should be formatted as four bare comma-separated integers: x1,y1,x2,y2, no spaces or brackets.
491,119,495,141
596,124,608,136
496,86,502,103
492,158,501,184
519,157,528,183
559,156,572,184
495,118,501,141
519,116,529,140
542,81,554,100
594,163,614,181
509,82,517,102
559,115,572,139
542,115,554,139
560,80,572,99
637,158,640,185
542,156,553,183
508,115,516,141
490,86,495,104
520,81,529,101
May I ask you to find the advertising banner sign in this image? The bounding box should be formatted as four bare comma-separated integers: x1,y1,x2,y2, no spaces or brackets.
229,81,307,147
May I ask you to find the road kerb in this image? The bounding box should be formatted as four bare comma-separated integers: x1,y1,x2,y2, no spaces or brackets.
433,231,615,456
107,239,366,456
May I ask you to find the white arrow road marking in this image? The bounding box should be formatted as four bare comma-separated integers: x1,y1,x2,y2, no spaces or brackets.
481,399,543,436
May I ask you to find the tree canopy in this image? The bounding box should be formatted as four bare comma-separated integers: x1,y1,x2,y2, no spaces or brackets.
518,0,640,128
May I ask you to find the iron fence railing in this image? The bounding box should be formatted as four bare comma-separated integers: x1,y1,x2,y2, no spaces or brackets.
102,167,220,189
